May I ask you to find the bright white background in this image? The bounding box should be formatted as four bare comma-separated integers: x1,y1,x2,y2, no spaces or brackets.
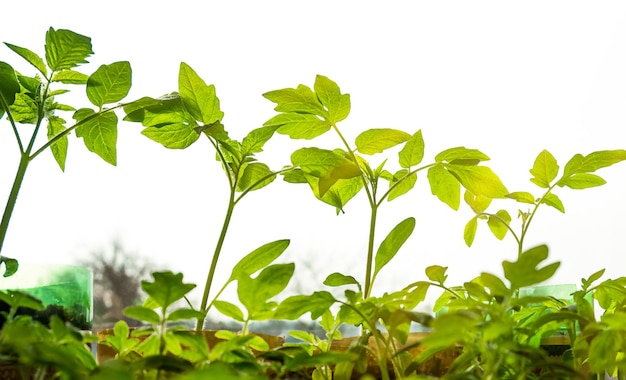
1,1,625,308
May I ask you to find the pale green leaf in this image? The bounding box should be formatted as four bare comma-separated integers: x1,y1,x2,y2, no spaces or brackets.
274,291,336,320
464,190,491,213
51,70,88,84
311,175,363,212
242,125,278,155
9,92,38,124
577,150,626,173
45,27,93,71
74,108,117,165
374,217,416,278
435,147,490,163
314,74,351,123
4,43,47,76
263,84,326,115
178,62,223,124
541,193,565,213
213,300,245,322
168,308,206,322
425,265,448,284
529,150,559,188
447,164,509,198
142,271,196,311
427,164,460,210
323,273,360,288
291,147,361,180
238,263,295,311
464,217,478,247
229,240,290,282
123,306,160,325
503,245,560,290
387,171,417,201
86,61,132,107
141,123,199,149
559,173,606,189
399,130,425,168
237,162,275,192
47,116,68,171
505,191,536,205
355,128,411,155
487,209,511,240
265,112,331,139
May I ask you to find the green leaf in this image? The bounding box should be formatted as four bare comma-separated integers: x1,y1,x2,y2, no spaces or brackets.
86,61,132,107
213,300,245,322
464,217,478,247
123,306,160,325
178,62,223,124
242,125,278,155
387,171,417,201
435,147,490,163
0,290,44,311
237,163,275,192
463,190,492,213
45,28,93,71
229,239,290,282
51,70,88,84
238,263,294,311
374,217,415,278
0,62,20,109
263,84,326,115
168,308,206,322
487,209,511,240
0,256,18,277
265,112,331,139
141,271,196,311
4,43,47,76
355,128,411,155
426,265,448,285
399,130,425,168
274,291,336,320
141,123,200,149
447,164,509,199
558,173,606,189
530,150,559,188
323,273,361,289
503,245,560,290
314,74,350,123
312,176,363,212
427,164,460,210
291,148,361,180
9,92,38,124
47,116,68,171
74,108,118,165
541,193,565,213
506,191,536,205
575,150,626,173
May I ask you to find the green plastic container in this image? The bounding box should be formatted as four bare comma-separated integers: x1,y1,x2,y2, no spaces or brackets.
0,264,93,330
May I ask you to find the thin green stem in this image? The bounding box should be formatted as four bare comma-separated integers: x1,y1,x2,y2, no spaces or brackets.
0,153,30,256
376,163,437,208
518,184,557,257
477,212,521,247
364,205,378,298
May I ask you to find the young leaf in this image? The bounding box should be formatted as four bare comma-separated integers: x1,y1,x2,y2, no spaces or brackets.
399,130,425,168
4,43,47,76
74,108,118,165
45,28,93,71
0,62,20,107
314,74,350,123
51,70,88,84
558,173,606,189
263,84,325,115
213,300,245,322
425,265,448,285
447,164,509,199
238,264,294,315
168,308,206,322
265,112,331,139
178,62,223,124
506,191,536,205
47,116,68,171
291,147,361,180
530,150,559,188
242,125,278,155
503,245,560,290
0,257,18,278
576,150,626,173
541,193,565,213
123,306,160,325
237,162,275,192
274,291,336,320
229,239,290,282
324,273,361,289
141,271,196,311
9,92,38,124
464,190,492,213
487,209,511,240
374,217,416,278
141,123,200,149
314,176,364,212
387,171,417,201
86,61,132,107
464,217,478,247
428,164,460,210
435,147,490,163
355,128,411,155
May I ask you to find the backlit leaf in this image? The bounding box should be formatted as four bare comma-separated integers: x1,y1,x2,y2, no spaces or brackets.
263,84,325,115
238,263,295,311
425,265,448,284
0,62,20,108
374,217,415,278
86,61,132,107
530,150,559,188
503,245,560,290
487,209,511,240
178,62,223,124
265,112,331,139
47,116,68,171
167,308,206,322
242,125,278,155
559,173,606,189
274,291,336,320
142,123,199,149
506,191,536,205
447,164,509,199
541,193,565,213
4,43,47,76
9,92,38,124
399,130,425,168
314,74,350,123
212,301,245,322
464,190,492,213
45,28,93,71
355,128,411,155
323,273,361,289
141,271,196,311
428,164,460,210
464,217,478,247
74,108,117,165
52,70,88,84
123,306,160,325
291,147,361,179
387,171,416,201
435,147,490,163
238,162,275,192
230,240,290,281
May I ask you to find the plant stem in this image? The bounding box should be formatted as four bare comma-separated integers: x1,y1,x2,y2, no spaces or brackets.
364,205,378,298
0,153,30,255
196,191,236,331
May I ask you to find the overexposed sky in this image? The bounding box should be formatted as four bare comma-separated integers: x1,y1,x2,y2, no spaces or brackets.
1,1,626,306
